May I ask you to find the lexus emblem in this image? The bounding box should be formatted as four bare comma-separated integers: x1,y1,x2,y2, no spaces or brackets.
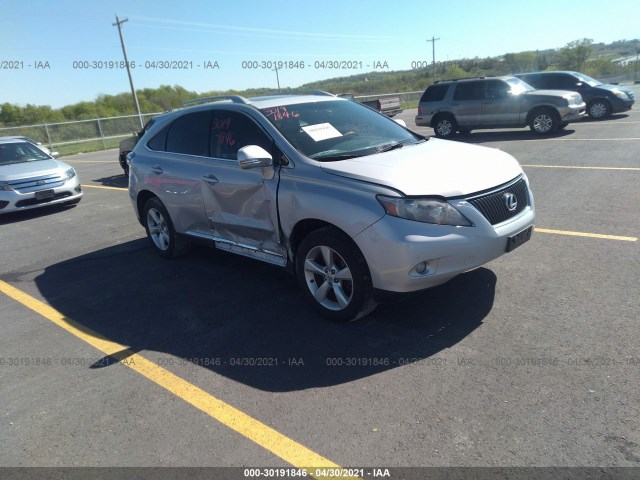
504,193,518,211
37,180,46,186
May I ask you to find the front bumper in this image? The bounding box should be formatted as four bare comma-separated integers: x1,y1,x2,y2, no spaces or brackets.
611,97,635,114
354,193,535,293
558,103,586,122
0,177,83,214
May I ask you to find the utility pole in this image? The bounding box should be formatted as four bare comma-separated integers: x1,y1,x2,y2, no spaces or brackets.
427,36,440,83
113,15,144,128
634,49,640,84
273,66,281,92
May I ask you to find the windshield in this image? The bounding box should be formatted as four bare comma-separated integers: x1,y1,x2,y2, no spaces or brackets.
0,142,51,166
505,77,536,94
573,72,602,87
260,99,424,161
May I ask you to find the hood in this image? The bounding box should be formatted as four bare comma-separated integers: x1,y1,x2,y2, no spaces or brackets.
597,83,634,95
524,89,583,102
0,159,67,181
320,138,523,197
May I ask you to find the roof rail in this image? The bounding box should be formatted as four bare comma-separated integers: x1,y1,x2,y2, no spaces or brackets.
181,95,251,107
268,89,335,97
435,76,486,84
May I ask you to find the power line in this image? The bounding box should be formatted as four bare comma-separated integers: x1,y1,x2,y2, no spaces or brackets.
113,15,144,128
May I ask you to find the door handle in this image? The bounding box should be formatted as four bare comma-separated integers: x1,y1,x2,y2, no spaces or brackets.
151,165,163,174
203,173,219,184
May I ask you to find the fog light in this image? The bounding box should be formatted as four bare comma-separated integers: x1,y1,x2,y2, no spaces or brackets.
415,261,429,274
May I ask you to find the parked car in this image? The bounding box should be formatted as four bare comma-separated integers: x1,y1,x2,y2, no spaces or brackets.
119,119,155,175
5,136,57,157
0,137,82,214
415,76,586,137
515,71,635,119
338,93,403,116
129,93,535,321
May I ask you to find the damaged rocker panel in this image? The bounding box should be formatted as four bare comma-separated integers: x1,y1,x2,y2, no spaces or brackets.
185,230,287,267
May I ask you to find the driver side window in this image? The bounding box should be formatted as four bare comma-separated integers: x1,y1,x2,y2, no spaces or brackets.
209,111,272,160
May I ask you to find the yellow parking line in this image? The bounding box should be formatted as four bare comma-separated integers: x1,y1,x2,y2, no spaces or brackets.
522,164,640,171
81,184,128,191
535,228,637,242
0,280,354,479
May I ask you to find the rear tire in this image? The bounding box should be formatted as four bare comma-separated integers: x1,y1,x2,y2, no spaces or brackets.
432,114,458,138
142,197,190,258
296,227,376,322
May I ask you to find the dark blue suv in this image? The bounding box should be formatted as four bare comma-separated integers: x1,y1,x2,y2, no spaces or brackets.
516,71,635,119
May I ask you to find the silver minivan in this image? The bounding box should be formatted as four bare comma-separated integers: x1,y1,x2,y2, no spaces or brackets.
129,93,535,321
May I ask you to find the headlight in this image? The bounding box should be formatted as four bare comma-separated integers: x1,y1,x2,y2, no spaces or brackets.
0,182,14,191
64,168,77,181
377,195,472,226
613,90,629,100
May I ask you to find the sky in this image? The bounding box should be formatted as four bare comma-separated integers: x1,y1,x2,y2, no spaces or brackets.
1,0,639,109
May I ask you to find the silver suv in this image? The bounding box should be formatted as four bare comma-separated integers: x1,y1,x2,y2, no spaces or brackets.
129,93,535,321
415,76,586,137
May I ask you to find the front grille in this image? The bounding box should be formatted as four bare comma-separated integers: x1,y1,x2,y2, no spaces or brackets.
8,173,64,194
15,192,72,207
467,177,529,225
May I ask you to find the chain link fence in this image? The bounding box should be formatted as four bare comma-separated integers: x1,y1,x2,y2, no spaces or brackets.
0,113,160,156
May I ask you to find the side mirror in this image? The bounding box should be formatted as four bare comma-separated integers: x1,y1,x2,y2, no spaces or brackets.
394,118,407,127
238,145,274,180
237,145,273,169
576,82,584,88
51,151,60,158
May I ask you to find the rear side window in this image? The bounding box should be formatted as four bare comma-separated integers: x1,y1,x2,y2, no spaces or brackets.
453,81,485,101
420,84,448,102
519,74,538,88
166,111,211,156
147,126,169,151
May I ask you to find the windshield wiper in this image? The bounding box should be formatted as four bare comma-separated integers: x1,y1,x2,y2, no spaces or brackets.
376,141,405,153
313,153,362,162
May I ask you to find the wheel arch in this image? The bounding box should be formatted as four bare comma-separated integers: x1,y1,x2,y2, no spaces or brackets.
526,105,559,125
288,219,352,263
430,111,456,128
136,189,159,225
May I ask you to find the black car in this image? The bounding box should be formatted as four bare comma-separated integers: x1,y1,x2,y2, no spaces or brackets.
516,71,635,119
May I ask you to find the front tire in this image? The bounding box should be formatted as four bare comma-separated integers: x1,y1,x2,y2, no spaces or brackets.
529,108,559,135
142,197,190,258
296,227,376,322
587,100,611,119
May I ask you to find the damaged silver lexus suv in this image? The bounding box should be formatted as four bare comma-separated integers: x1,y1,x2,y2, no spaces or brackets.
128,93,535,321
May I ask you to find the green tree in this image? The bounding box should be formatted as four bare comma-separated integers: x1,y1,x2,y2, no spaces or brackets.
559,38,593,71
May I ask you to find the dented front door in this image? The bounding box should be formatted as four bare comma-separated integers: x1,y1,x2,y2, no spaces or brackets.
200,110,284,263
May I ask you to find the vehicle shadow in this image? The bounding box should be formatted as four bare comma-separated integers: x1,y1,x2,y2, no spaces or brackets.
0,203,79,225
580,113,630,123
31,241,496,392
92,175,128,188
450,128,576,144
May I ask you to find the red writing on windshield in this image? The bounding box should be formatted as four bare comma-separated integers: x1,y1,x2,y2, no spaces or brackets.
262,106,300,121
